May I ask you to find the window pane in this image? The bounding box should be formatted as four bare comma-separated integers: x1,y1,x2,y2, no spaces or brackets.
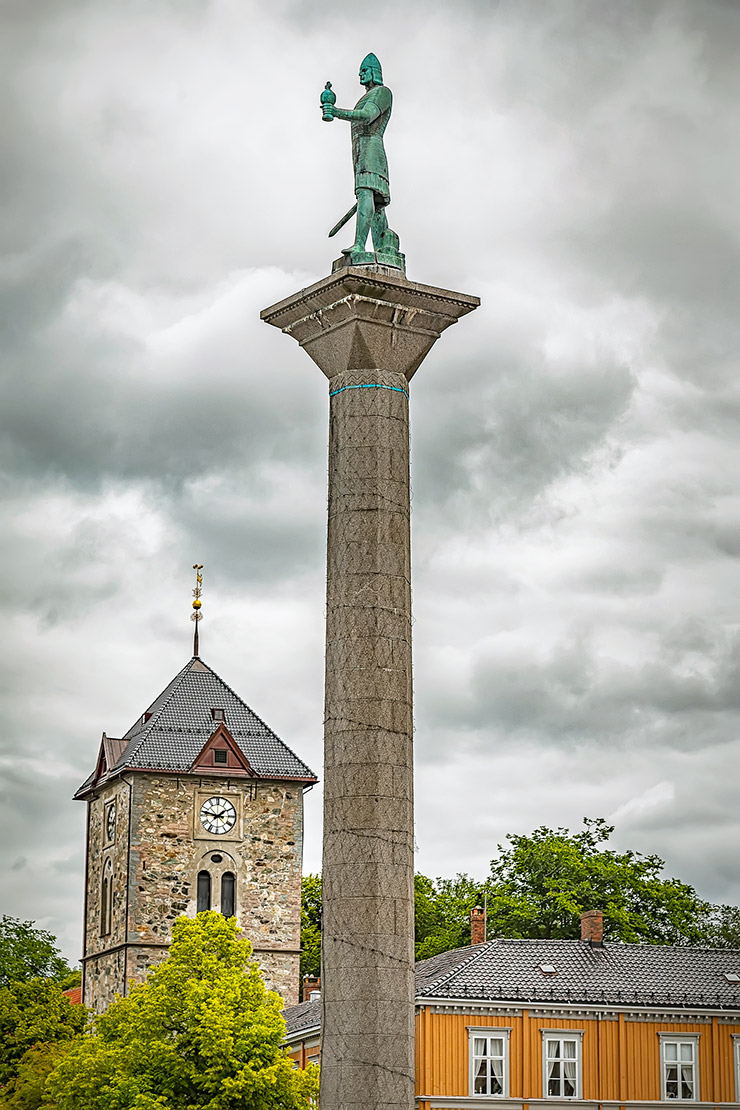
489,1063,503,1096
548,1062,561,1080
666,1082,679,1099
665,1043,678,1061
563,1076,576,1097
680,1066,694,1099
197,870,211,913
548,1077,560,1096
221,872,235,918
563,1062,576,1080
489,1038,503,1056
474,1060,486,1094
680,1044,693,1062
474,1039,486,1055
563,1040,576,1058
548,1041,561,1059
100,876,109,935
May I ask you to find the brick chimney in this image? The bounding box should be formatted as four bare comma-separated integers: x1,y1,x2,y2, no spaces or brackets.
580,909,604,946
470,905,486,945
302,975,320,1002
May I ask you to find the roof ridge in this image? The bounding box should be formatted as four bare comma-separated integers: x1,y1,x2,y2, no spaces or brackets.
114,657,198,771
492,937,740,956
201,660,310,768
417,940,493,994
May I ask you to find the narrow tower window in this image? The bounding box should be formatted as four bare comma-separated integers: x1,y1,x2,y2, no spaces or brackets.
197,870,211,913
100,860,113,936
221,872,236,918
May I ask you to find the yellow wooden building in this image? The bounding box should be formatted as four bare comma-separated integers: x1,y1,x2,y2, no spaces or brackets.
285,912,740,1109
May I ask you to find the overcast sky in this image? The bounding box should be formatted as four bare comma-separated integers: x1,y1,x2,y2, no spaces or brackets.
1,0,739,964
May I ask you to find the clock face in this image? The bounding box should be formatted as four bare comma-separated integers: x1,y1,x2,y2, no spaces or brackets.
200,796,237,835
106,804,116,841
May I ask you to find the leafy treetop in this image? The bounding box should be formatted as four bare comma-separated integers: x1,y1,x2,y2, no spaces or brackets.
305,818,735,965
47,912,319,1110
0,977,87,1088
0,917,76,988
485,817,710,945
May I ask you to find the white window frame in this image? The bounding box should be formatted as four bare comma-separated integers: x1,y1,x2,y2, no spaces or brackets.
541,1029,584,1100
659,1032,701,1102
732,1035,740,1104
468,1026,512,1098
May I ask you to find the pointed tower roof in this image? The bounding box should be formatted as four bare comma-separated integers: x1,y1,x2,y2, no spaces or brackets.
75,656,317,798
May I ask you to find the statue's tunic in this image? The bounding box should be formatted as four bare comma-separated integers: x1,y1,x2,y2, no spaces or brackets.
351,84,392,206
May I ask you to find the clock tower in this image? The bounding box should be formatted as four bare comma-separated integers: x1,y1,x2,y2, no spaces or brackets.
75,653,317,1012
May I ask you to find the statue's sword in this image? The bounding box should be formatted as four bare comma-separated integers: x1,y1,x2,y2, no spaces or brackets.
328,204,357,238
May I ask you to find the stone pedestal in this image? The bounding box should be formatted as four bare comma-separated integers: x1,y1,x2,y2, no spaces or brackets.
261,267,478,1110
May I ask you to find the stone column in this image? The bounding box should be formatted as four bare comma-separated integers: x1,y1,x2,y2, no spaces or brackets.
262,266,478,1110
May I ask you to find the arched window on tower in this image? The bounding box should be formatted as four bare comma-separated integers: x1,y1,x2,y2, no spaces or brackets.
101,859,113,936
221,872,235,918
197,870,211,913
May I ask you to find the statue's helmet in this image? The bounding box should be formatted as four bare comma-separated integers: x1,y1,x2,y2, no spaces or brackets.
360,53,383,84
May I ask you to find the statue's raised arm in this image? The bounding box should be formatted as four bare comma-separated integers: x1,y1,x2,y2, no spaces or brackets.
320,54,405,273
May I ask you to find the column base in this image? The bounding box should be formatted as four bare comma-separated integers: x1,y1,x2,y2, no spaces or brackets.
333,248,407,275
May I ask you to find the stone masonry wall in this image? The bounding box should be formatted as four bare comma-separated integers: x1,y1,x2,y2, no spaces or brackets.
83,779,131,1010
126,773,303,1004
83,772,304,1010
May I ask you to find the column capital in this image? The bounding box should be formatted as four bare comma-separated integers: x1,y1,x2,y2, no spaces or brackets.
261,266,479,381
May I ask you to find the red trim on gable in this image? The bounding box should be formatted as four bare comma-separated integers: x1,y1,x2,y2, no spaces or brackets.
189,723,255,776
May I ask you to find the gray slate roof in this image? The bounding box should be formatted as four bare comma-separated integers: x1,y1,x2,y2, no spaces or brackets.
284,939,740,1035
417,937,740,1008
75,656,317,797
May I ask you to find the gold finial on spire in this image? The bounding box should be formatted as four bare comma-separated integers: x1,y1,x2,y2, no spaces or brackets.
191,564,204,657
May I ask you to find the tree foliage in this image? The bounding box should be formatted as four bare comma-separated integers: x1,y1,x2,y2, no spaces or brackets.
0,978,87,1090
300,874,322,979
414,873,483,961
484,818,710,944
1,1044,70,1110
46,912,319,1110
0,918,75,988
305,818,731,966
703,903,740,949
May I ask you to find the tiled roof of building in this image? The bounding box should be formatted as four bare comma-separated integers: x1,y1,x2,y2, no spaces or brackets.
75,656,317,797
283,998,321,1034
283,939,740,1035
418,937,740,1008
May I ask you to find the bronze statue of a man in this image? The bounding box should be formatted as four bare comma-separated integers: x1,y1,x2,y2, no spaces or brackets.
322,54,403,269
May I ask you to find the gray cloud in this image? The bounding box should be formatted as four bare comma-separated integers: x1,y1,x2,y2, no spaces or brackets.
1,0,739,961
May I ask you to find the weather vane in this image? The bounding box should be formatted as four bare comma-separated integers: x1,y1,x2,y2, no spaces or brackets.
191,564,203,657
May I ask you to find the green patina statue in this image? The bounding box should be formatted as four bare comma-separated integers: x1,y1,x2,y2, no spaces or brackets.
321,54,405,272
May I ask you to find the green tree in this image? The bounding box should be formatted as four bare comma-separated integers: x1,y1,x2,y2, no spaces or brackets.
303,819,737,970
300,874,322,979
0,977,86,1089
2,1043,70,1110
0,918,75,987
46,912,319,1110
414,873,483,961
702,903,740,949
484,818,710,945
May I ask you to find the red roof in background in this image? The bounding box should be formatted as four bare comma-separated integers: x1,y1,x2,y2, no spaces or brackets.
62,986,82,1005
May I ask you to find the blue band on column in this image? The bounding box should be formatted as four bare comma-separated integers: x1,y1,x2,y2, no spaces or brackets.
329,383,408,399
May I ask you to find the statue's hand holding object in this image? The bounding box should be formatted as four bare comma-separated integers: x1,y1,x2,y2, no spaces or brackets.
320,82,336,122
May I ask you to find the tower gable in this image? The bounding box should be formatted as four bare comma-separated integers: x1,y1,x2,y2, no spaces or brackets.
189,722,255,776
